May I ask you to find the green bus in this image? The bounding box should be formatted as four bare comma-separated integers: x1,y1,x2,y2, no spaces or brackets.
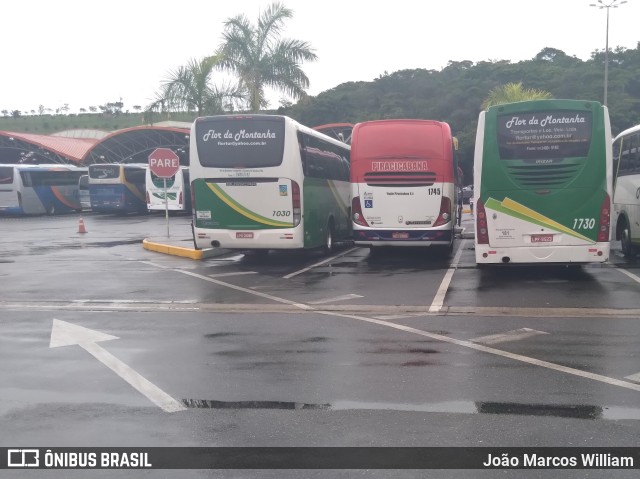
474,99,612,265
190,115,351,254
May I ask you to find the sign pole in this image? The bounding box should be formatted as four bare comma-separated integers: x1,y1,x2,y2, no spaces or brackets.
148,147,180,239
163,178,169,237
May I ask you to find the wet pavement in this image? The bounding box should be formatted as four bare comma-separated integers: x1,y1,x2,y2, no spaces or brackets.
1,210,640,478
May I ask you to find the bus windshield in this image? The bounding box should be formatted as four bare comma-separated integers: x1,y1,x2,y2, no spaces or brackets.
195,116,285,168
496,110,593,160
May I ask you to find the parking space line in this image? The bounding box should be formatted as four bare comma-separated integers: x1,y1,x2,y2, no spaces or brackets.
471,328,549,345
372,313,428,320
317,310,640,394
625,372,640,383
139,258,640,395
308,294,363,305
208,271,257,278
171,269,314,311
428,240,466,313
615,266,640,285
282,247,357,279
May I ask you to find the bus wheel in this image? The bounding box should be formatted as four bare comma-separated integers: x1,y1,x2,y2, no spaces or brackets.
323,220,335,255
621,222,637,258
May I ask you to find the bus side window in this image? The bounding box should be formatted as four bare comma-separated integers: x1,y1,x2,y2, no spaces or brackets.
632,134,640,173
297,132,308,175
613,138,621,178
20,172,32,187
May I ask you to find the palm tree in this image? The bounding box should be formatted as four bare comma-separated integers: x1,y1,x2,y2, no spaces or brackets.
147,56,240,118
481,82,553,110
216,2,317,112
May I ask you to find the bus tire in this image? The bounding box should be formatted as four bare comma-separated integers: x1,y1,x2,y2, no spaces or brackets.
621,220,637,258
323,220,335,255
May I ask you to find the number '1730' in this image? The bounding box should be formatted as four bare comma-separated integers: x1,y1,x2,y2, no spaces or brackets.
573,217,595,230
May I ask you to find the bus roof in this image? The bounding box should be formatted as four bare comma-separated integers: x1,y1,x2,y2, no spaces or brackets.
614,123,640,140
0,163,86,171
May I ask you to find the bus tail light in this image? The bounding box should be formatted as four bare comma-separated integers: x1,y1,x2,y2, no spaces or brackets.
292,181,301,227
145,191,150,204
476,199,489,244
432,196,452,227
597,193,611,242
351,196,370,227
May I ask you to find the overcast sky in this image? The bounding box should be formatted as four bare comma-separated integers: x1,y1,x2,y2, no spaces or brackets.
3,0,639,114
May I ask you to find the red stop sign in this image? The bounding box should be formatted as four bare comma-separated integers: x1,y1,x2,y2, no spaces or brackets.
148,148,180,178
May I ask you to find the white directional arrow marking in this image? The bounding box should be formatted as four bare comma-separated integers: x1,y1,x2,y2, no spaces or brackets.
50,319,186,413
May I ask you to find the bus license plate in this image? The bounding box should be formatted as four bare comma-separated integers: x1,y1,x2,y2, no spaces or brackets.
531,234,553,243
392,232,409,239
236,232,254,239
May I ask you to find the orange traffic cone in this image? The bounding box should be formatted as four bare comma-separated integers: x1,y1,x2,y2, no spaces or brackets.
78,216,87,234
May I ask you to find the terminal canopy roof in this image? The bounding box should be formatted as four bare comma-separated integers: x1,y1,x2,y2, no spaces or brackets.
0,131,97,164
81,125,190,165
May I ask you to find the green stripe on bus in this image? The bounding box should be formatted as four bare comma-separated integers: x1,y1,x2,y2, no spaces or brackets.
206,183,293,227
485,197,593,243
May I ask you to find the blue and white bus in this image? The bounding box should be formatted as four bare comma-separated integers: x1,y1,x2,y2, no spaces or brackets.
88,163,147,213
0,163,86,215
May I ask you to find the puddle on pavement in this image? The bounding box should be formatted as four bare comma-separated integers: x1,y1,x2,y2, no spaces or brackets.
180,399,640,420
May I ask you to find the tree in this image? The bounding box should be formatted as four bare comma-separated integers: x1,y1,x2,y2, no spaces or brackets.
481,82,552,110
148,56,240,117
216,2,317,112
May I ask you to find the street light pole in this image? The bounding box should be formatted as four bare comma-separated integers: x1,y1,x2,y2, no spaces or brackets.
589,0,626,107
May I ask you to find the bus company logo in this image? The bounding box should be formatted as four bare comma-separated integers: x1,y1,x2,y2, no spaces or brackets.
371,161,428,172
94,168,111,179
8,449,40,467
279,185,288,196
202,129,277,142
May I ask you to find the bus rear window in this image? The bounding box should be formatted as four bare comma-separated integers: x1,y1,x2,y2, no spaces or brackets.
356,123,445,160
497,110,593,160
195,117,285,168
0,167,14,184
89,164,120,179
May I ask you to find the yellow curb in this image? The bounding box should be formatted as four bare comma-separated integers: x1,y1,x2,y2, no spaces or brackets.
142,239,203,260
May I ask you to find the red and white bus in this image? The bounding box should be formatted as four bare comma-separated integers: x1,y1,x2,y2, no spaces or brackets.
350,119,459,253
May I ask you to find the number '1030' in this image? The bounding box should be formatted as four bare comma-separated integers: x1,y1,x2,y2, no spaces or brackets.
573,218,595,230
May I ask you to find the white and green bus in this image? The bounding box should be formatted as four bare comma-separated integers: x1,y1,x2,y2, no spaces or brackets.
146,166,191,213
474,99,612,265
612,123,640,257
190,115,351,253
